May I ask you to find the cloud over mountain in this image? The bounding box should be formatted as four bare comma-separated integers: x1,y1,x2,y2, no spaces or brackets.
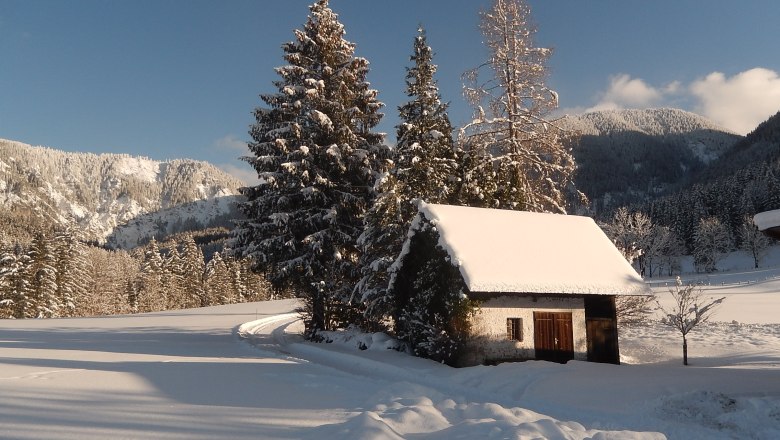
581,68,780,135
691,68,780,135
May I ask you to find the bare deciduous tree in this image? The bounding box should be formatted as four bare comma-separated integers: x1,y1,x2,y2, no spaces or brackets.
604,207,652,271
740,215,771,269
459,0,580,213
615,294,655,325
657,277,724,365
693,217,732,273
645,225,683,278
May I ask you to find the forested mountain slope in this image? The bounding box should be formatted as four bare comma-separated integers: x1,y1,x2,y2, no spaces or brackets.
695,111,780,183
0,138,244,247
641,111,780,251
560,108,742,212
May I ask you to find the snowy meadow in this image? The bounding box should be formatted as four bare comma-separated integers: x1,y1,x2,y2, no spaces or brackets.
2,254,780,439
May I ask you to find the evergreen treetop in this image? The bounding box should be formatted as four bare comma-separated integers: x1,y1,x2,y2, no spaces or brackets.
357,26,457,330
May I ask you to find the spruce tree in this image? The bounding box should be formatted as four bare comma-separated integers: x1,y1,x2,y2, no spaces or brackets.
0,244,31,319
53,227,91,317
180,235,206,307
25,232,59,318
137,238,165,312
232,0,387,337
391,218,475,365
357,27,456,329
163,245,185,309
394,27,457,209
204,252,233,305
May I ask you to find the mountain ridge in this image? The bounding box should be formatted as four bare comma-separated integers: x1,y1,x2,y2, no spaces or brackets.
560,108,741,163
0,138,245,247
558,108,743,212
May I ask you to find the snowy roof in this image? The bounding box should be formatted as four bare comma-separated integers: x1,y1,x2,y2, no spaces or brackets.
754,209,780,232
413,203,651,296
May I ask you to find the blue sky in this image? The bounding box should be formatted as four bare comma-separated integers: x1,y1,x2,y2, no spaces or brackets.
2,0,780,183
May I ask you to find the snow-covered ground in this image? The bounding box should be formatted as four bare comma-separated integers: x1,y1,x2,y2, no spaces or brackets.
1,281,779,439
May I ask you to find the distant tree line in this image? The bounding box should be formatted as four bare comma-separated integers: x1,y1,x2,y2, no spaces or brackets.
603,206,771,277
0,224,278,319
641,159,780,256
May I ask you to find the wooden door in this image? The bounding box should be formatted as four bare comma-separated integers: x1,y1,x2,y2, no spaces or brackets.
534,312,574,363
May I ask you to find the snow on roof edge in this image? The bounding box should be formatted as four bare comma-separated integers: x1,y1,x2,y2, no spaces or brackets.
417,203,652,297
754,209,780,231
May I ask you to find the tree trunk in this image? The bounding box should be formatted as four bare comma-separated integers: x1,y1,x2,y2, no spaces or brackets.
682,335,688,366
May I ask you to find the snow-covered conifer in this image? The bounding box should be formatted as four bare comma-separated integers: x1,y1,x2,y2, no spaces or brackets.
180,235,206,307
395,27,457,208
357,27,456,330
25,232,59,318
204,252,233,305
391,219,475,365
53,227,91,317
0,244,31,319
163,245,185,309
232,0,388,337
137,238,165,312
459,0,580,213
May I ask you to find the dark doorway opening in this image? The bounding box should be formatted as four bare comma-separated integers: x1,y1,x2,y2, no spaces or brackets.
585,295,620,364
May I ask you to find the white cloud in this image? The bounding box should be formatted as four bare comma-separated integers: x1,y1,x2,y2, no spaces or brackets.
213,134,247,152
217,162,260,186
690,68,780,135
586,74,670,112
573,68,780,134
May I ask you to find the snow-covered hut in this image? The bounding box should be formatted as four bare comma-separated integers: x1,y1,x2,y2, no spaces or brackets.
395,203,652,366
754,209,780,239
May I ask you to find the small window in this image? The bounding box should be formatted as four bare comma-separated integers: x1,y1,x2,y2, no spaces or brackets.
507,318,523,341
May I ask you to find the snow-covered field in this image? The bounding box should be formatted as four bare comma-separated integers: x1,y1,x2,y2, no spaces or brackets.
2,267,780,439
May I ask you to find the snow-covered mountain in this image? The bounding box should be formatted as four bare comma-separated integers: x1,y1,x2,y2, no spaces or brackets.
0,138,245,248
560,108,740,163
559,108,742,212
